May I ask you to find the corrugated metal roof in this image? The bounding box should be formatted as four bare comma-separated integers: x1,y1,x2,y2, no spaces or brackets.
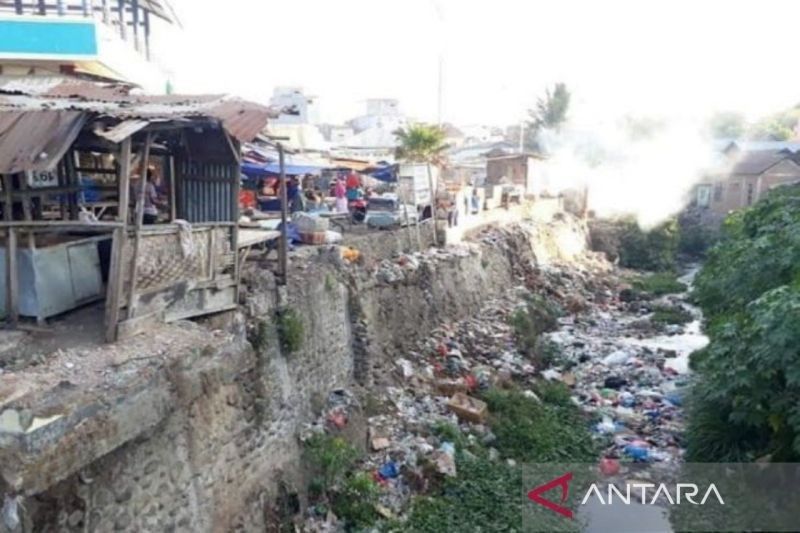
0,110,86,174
0,91,275,143
0,88,276,173
0,76,132,99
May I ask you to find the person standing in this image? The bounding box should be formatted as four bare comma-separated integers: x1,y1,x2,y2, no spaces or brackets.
142,169,164,224
334,176,348,213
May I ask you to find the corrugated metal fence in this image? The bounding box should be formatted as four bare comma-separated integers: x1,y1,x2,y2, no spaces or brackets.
176,159,238,223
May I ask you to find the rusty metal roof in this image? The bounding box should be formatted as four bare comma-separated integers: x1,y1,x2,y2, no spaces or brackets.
0,91,275,139
0,88,276,173
0,76,133,99
0,110,86,174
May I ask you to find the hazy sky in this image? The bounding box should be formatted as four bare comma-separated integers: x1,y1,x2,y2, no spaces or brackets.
158,0,800,127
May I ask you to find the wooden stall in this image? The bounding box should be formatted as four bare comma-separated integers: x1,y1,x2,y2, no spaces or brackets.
0,89,273,341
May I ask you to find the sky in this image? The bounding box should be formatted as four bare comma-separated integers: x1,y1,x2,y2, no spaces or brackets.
156,0,800,127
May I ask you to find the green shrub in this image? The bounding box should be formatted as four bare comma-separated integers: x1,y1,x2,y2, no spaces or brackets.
250,319,271,351
678,218,718,258
332,473,380,529
304,434,360,488
509,294,562,365
632,272,687,296
397,455,523,532
618,217,679,271
276,308,304,353
395,389,595,532
651,305,693,326
689,185,800,461
431,421,469,449
482,389,596,463
532,380,574,408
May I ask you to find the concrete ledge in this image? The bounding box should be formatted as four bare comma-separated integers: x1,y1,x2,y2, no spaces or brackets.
0,323,247,495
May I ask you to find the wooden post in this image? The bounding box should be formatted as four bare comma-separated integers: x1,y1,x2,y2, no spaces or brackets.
56,0,66,16
3,175,18,326
229,138,241,297
278,143,288,284
3,174,17,326
20,172,36,249
6,228,18,326
66,151,79,221
104,138,132,342
126,132,153,319
426,162,438,246
14,0,23,15
37,0,46,15
168,156,176,221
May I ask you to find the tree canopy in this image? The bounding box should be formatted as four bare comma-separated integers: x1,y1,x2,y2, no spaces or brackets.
519,82,571,152
394,124,449,165
707,111,746,139
689,184,800,461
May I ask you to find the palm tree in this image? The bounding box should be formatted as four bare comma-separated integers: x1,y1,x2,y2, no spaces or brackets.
394,124,449,245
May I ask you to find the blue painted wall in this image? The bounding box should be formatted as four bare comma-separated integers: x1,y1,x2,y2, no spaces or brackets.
0,19,97,57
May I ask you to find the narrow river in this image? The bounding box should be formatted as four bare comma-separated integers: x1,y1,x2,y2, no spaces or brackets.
546,265,709,532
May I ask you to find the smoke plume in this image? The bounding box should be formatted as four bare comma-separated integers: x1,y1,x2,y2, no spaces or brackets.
535,117,718,228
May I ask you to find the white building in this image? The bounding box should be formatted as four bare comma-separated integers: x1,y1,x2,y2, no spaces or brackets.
269,86,320,125
349,98,406,133
0,1,177,93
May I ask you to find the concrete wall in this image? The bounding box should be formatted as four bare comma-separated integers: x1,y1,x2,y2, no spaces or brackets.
2,213,588,532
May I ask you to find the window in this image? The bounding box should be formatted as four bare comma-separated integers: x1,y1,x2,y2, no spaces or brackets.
713,183,723,201
747,182,755,205
696,185,711,207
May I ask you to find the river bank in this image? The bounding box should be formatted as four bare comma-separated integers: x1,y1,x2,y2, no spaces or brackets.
546,265,708,466
297,226,707,530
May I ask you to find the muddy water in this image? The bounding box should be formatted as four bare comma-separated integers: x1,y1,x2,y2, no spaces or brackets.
547,266,708,532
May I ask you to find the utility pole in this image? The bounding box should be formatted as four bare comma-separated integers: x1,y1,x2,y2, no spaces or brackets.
437,54,443,126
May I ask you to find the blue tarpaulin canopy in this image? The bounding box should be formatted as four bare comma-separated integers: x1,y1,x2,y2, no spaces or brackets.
241,161,324,177
366,164,398,183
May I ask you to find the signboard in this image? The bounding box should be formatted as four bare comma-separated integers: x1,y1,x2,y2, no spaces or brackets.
27,171,58,189
397,164,437,207
0,19,98,59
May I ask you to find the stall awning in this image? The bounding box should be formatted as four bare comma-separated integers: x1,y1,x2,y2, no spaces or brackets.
241,161,324,177
366,164,398,183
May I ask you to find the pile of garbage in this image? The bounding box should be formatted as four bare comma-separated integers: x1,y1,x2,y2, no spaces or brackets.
542,277,704,467
300,244,702,528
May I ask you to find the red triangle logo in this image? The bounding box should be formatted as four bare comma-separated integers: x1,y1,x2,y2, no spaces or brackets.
527,472,574,519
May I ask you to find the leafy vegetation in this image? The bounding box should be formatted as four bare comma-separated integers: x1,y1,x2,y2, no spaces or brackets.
617,217,679,271
631,272,687,296
689,185,800,461
509,294,562,367
331,473,380,529
304,434,361,489
398,456,523,532
677,213,719,257
531,380,574,408
707,110,746,139
393,388,594,532
483,389,596,463
651,304,693,326
276,307,304,354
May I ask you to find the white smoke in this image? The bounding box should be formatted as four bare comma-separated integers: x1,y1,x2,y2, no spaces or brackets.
535,116,718,228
